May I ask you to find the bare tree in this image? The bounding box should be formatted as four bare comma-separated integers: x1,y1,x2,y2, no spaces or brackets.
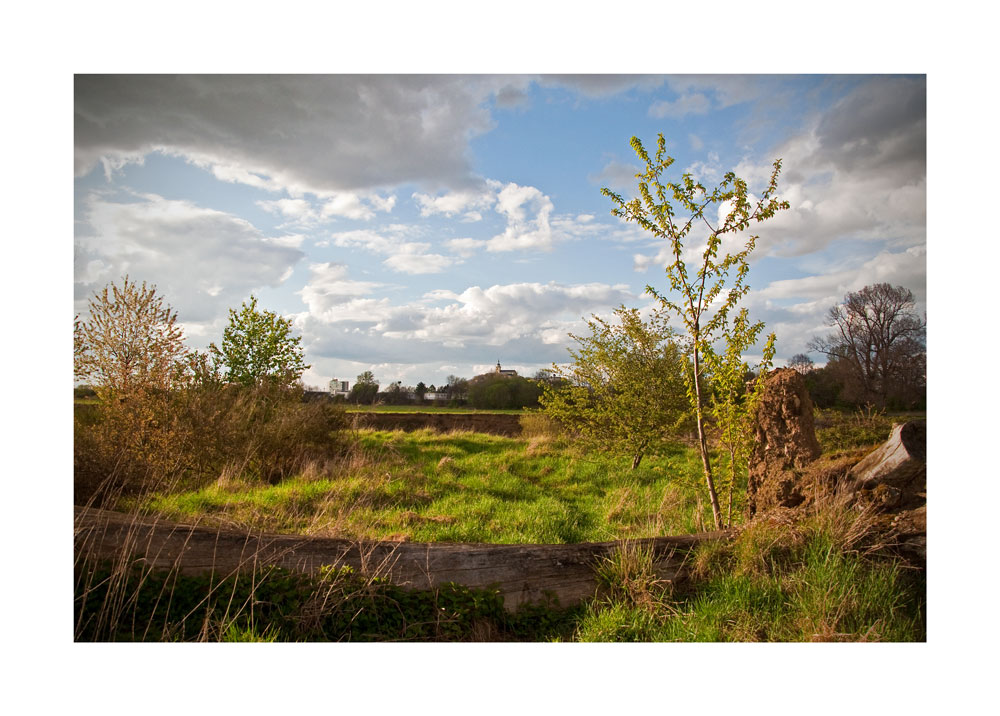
787,353,814,374
808,283,925,408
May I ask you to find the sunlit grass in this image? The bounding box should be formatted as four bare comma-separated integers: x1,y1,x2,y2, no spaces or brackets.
570,502,925,642
136,428,708,543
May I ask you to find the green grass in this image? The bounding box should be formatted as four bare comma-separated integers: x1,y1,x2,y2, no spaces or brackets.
570,509,925,642
133,428,711,543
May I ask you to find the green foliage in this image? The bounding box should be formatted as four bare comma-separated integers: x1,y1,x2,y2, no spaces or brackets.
541,305,689,470
467,373,542,410
211,295,308,388
602,133,788,529
349,370,380,404
703,308,776,526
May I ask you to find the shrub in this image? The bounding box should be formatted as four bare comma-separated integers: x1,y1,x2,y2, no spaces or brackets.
74,382,348,506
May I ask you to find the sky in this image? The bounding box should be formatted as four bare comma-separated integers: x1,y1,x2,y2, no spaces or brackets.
73,74,926,391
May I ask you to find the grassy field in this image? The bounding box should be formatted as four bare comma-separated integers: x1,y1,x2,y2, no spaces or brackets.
131,429,711,541
83,409,925,642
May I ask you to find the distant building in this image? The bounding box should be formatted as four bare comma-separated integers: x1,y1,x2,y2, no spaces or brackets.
494,361,518,377
329,379,350,397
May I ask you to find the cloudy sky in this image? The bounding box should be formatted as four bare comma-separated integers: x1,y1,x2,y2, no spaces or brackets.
73,74,926,389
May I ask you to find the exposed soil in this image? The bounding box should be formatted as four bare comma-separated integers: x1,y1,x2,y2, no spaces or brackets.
349,411,523,436
747,368,822,516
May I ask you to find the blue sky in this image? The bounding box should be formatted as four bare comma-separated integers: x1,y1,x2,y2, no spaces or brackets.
73,74,926,390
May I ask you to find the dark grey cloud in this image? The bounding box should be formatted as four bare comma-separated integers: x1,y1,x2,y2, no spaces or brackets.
75,75,509,193
813,75,926,178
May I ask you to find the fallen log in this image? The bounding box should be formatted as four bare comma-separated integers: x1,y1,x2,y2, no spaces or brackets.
74,507,728,610
849,421,926,501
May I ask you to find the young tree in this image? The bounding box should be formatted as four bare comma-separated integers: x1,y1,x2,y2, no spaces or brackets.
75,276,186,397
541,306,689,470
602,134,789,529
211,295,308,388
704,309,776,527
808,283,926,409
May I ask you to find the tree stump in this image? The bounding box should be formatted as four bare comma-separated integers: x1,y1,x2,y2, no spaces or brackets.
849,421,926,508
746,368,822,517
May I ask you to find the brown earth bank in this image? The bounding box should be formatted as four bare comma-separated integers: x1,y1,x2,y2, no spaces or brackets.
349,412,523,436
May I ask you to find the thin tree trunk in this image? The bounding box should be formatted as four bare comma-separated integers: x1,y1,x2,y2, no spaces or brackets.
726,445,736,529
631,452,643,471
692,348,723,530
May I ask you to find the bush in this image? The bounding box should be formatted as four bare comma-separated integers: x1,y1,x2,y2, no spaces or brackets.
74,382,349,506
467,374,542,409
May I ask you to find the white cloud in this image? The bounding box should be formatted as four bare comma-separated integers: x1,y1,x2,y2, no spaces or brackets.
326,228,459,275
760,246,927,305
383,248,458,274
484,182,555,252
257,192,396,225
297,278,636,368
412,185,496,220
418,180,596,255
319,192,392,221
257,198,314,220
75,192,304,323
445,238,487,257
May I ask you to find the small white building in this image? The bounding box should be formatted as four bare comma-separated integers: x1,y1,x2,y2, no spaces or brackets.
329,379,350,397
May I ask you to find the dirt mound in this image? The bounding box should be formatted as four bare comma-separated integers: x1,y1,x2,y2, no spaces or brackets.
746,368,822,517
351,412,523,436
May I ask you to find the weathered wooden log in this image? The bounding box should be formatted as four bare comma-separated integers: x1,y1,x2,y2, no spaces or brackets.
74,507,728,610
